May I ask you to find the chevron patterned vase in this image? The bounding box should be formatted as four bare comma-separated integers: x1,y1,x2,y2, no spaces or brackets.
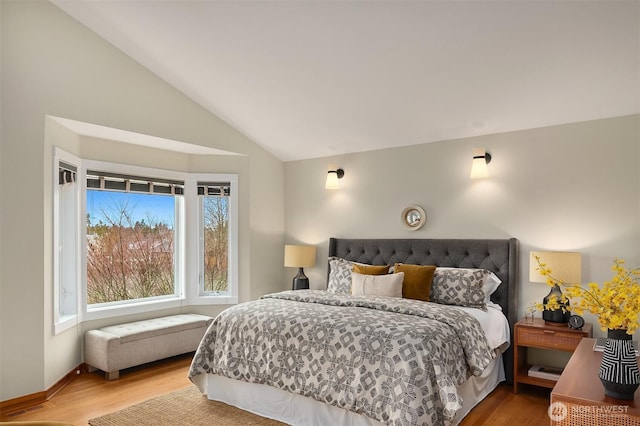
598,329,640,400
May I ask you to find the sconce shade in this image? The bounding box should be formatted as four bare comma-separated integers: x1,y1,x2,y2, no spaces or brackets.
325,168,344,189
470,148,491,179
529,251,582,284
284,245,316,268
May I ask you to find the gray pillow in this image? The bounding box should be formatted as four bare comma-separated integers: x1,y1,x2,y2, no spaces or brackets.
430,268,500,310
327,256,353,294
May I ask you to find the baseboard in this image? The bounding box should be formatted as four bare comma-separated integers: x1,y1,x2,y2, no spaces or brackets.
0,363,85,416
0,390,48,417
46,364,85,400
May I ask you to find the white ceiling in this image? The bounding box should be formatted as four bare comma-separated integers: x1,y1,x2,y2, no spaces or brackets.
51,0,640,162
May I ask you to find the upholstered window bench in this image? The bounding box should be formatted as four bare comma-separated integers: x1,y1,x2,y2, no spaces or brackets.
85,313,213,380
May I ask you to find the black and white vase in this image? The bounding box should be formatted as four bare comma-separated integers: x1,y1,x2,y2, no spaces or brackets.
599,328,640,400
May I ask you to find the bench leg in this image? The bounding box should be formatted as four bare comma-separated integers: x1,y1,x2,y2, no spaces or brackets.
105,370,120,380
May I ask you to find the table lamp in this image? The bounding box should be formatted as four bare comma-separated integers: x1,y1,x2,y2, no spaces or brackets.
530,251,581,325
284,245,316,290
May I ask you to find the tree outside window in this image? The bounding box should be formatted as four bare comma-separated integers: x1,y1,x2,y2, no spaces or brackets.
86,192,177,304
201,187,229,293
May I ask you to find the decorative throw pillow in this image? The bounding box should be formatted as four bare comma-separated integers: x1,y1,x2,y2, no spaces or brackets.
327,257,354,294
393,263,436,301
436,267,502,303
430,268,501,309
351,272,404,298
352,263,391,275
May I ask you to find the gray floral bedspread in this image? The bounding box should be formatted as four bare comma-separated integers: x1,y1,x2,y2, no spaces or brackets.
189,290,495,426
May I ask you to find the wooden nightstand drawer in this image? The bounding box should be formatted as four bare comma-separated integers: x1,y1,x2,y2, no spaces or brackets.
517,326,585,351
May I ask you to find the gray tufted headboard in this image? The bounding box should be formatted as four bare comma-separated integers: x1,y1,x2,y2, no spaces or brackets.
328,237,519,383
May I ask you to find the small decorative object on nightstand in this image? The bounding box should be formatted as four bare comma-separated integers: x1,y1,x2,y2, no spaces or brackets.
568,314,585,330
513,317,592,393
524,302,537,324
284,245,316,290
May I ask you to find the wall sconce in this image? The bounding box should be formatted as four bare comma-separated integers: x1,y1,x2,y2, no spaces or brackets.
325,168,344,189
284,245,316,290
470,148,492,179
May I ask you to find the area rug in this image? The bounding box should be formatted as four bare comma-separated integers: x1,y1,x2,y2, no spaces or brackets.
88,385,286,426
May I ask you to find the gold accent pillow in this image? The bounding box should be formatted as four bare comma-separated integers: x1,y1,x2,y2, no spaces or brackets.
393,263,436,301
352,263,391,275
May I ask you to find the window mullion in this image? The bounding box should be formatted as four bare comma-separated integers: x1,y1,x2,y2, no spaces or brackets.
183,176,199,302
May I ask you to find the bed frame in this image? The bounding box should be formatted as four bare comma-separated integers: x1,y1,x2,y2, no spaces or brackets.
328,237,519,383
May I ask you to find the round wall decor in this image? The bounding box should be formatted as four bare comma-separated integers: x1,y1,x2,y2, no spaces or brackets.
401,205,426,231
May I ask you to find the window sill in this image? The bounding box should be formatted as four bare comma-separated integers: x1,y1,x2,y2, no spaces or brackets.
83,295,238,321
54,315,78,335
84,297,185,322
190,295,238,305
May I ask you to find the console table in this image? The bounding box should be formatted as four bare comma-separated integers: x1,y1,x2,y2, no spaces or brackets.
550,338,640,425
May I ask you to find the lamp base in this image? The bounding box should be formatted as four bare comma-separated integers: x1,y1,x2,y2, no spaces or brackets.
542,283,570,324
292,267,309,290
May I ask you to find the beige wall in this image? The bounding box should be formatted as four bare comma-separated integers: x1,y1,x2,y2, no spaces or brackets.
0,0,285,401
284,115,640,339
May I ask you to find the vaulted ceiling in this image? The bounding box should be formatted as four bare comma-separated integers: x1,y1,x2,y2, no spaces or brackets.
51,0,640,161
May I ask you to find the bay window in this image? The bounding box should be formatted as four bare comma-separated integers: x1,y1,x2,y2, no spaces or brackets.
53,147,238,330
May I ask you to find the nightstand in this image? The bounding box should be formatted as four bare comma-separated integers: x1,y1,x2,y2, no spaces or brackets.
551,338,640,425
513,318,592,393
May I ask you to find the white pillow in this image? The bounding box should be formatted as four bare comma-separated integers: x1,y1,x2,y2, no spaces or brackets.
351,272,404,298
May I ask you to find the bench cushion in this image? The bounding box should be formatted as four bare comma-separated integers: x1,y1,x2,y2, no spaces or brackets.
99,314,212,344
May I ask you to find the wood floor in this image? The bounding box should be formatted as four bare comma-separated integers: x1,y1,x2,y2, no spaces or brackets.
1,354,551,425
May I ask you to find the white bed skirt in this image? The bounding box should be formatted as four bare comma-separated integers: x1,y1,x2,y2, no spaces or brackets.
192,354,504,426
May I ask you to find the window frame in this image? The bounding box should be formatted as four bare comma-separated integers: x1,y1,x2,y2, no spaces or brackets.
53,150,239,326
81,160,187,321
185,173,238,305
53,148,81,334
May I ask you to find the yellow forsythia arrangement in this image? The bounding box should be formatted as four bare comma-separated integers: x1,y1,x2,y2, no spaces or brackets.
534,255,640,334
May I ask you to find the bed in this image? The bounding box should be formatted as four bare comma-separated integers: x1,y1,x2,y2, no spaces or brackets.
189,237,518,425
